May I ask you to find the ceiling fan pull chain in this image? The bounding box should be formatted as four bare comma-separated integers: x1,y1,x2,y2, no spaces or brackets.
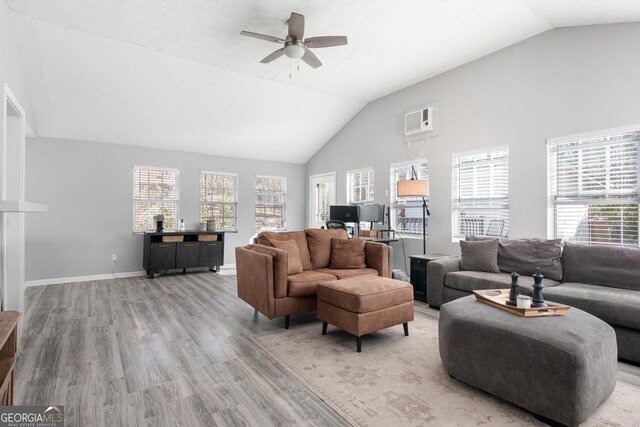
289,59,292,79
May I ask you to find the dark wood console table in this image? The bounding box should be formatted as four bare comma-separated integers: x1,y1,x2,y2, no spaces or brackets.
143,231,225,278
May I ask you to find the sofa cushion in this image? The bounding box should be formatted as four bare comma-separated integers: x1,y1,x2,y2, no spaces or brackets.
257,231,313,271
445,271,561,294
315,268,378,279
330,238,366,269
287,271,337,297
305,229,348,269
561,242,640,290
270,239,303,274
498,238,563,281
459,239,500,273
544,283,640,330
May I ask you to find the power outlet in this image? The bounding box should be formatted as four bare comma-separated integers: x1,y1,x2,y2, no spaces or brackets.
111,254,117,262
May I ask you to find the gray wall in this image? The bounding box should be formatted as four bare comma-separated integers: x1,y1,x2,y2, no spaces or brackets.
25,138,306,281
306,23,640,271
0,1,35,131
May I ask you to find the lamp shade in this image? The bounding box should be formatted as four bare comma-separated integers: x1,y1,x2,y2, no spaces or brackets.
397,179,429,197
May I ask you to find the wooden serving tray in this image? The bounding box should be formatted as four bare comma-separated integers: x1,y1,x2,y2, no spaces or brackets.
473,289,570,317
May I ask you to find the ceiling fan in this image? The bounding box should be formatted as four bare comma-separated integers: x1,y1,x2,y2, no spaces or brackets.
240,12,348,69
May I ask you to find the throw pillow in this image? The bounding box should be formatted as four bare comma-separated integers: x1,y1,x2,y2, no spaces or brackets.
498,238,562,281
459,239,500,273
306,229,349,268
330,238,366,269
270,239,304,275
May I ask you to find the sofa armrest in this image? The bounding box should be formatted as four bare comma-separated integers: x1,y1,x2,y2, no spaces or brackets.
365,242,391,278
235,246,276,318
427,256,461,308
245,244,288,298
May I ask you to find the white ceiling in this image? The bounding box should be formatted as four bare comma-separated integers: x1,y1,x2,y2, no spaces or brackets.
7,0,640,164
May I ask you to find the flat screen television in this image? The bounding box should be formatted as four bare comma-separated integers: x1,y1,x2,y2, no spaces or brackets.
329,205,359,223
359,204,385,223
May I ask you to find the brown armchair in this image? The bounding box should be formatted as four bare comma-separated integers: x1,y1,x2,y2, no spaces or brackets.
236,229,391,328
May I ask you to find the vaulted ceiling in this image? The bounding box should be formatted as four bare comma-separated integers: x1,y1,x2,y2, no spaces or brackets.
7,0,640,163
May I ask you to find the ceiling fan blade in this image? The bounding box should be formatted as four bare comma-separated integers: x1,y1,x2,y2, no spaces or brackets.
260,48,286,64
288,12,305,40
240,31,285,44
304,36,348,48
301,48,322,69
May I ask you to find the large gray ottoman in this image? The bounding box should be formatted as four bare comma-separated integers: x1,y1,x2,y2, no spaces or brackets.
439,295,617,427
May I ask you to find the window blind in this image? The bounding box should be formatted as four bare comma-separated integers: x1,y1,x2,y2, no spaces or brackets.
548,130,639,247
133,166,179,232
452,148,509,239
347,168,375,204
255,175,287,230
390,160,429,236
200,172,238,231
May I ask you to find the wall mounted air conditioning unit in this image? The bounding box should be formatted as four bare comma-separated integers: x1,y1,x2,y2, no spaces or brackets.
404,107,433,136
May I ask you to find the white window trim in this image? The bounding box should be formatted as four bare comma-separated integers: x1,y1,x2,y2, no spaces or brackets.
200,170,238,232
132,165,180,233
347,166,375,205
255,174,287,231
389,159,428,239
451,146,509,242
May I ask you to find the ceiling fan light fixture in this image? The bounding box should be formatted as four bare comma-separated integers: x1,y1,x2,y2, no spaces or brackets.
284,43,305,59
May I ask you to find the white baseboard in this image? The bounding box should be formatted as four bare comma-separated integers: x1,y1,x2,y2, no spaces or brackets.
24,270,147,288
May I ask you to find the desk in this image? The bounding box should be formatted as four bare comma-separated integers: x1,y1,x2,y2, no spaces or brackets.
363,237,399,245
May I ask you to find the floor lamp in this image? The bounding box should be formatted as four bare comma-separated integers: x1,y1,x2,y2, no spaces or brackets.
397,165,430,254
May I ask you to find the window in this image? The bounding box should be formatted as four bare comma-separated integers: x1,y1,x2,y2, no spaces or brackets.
548,128,639,247
390,160,429,235
133,166,179,232
255,175,287,230
452,148,509,240
315,182,330,223
200,171,238,231
347,167,375,204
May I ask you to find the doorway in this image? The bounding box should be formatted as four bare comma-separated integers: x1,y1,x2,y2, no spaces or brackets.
1,83,27,313
309,172,336,229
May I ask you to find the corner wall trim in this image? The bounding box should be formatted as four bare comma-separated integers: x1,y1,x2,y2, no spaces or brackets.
24,271,147,288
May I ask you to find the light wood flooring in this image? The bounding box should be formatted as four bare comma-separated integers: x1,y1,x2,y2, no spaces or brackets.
15,269,350,427
15,270,640,426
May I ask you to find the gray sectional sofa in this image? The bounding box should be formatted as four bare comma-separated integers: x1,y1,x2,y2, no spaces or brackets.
427,239,640,364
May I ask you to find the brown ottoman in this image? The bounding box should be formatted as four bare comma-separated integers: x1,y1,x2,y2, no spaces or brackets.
317,276,414,352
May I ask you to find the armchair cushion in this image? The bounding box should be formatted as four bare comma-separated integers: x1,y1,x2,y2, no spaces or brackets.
305,229,348,269
315,268,378,279
270,239,303,274
287,271,337,297
330,238,366,269
257,231,313,270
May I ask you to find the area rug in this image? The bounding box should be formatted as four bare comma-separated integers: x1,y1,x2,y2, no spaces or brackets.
251,312,640,427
